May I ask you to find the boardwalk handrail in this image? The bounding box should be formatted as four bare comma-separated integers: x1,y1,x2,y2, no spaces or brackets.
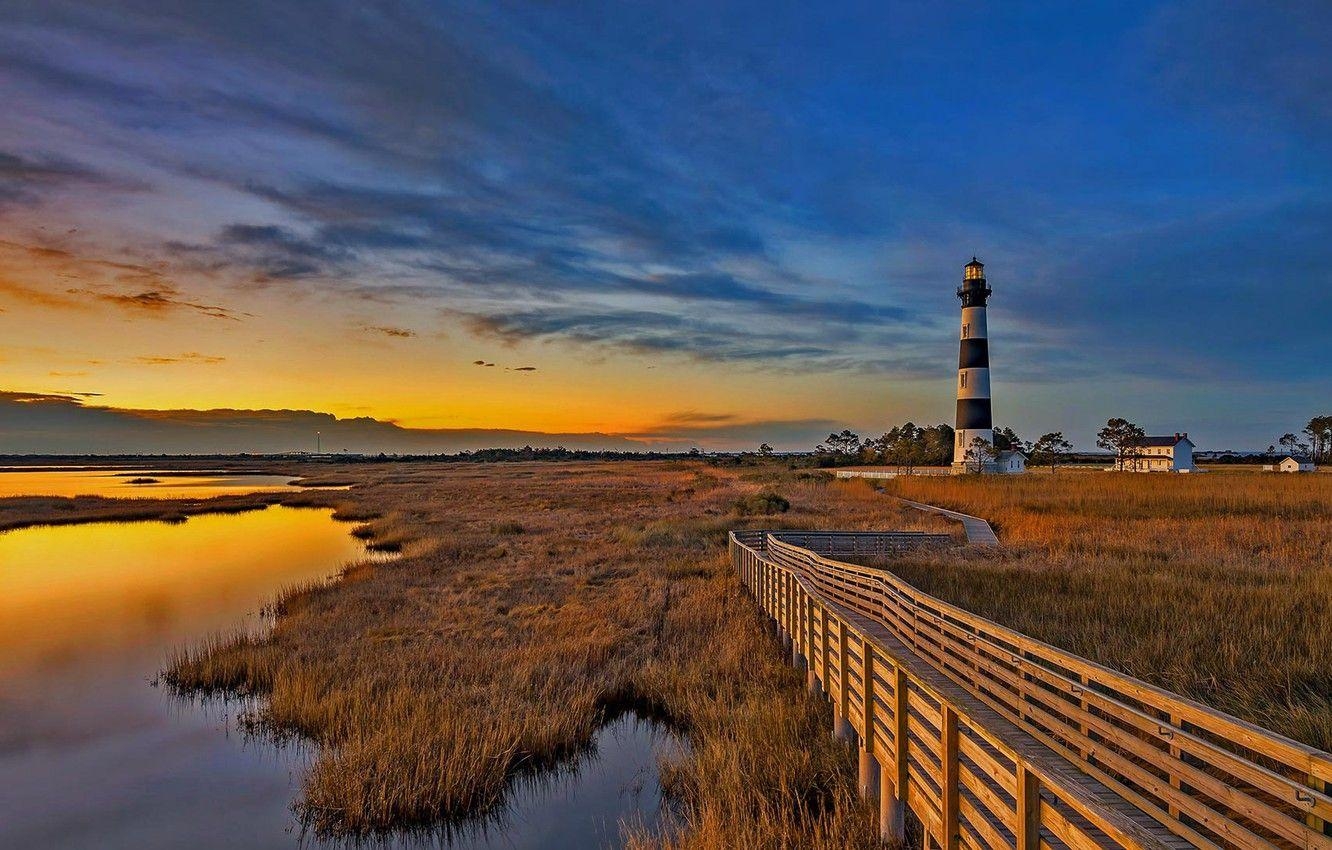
730,530,1332,849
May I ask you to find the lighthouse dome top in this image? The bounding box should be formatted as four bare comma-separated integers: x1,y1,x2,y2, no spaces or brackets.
963,257,985,280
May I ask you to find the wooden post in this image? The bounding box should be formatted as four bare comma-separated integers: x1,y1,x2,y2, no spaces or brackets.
882,663,908,843
1167,711,1182,819
862,635,876,753
819,606,831,700
835,621,853,740
1016,764,1040,850
859,747,881,801
1077,672,1090,761
940,705,958,850
1309,773,1328,835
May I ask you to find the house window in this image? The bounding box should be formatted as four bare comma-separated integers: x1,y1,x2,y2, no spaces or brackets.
962,323,970,339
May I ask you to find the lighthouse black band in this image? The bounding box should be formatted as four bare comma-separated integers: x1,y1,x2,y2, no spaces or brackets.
956,398,993,430
958,338,989,369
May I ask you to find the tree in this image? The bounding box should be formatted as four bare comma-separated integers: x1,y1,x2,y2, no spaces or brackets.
816,430,861,461
869,422,956,471
1029,432,1074,472
1279,432,1300,458
1304,415,1332,464
994,426,1025,453
1097,418,1146,471
758,442,774,457
964,436,999,474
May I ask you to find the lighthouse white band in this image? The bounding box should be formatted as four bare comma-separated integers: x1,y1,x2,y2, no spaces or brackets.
957,367,991,399
960,306,988,340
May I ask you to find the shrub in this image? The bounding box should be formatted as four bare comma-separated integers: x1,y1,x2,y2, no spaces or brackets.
734,492,790,516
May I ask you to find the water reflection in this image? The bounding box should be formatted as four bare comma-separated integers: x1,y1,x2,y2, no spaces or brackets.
428,711,680,850
0,467,332,499
0,504,681,850
0,507,373,849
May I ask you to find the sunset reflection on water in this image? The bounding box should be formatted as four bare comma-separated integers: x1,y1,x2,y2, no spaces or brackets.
0,507,374,849
0,468,305,499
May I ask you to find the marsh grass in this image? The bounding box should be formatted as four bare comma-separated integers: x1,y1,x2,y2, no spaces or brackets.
881,471,1332,750
163,463,942,843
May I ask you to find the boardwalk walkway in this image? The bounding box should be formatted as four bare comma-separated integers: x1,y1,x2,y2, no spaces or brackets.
899,498,1001,547
730,530,1332,849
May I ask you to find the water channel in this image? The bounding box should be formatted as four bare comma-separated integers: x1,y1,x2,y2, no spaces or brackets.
0,476,678,849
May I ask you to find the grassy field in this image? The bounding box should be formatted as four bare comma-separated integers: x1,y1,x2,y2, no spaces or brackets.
160,462,950,845
13,459,1325,842
881,469,1332,751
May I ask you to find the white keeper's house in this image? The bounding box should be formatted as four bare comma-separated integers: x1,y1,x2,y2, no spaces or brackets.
1124,433,1196,472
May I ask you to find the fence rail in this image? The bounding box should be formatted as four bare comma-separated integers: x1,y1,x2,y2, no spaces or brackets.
730,530,1332,849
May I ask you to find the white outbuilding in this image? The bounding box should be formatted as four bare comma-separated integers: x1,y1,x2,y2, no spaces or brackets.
1267,456,1316,473
993,450,1026,474
1124,433,1196,472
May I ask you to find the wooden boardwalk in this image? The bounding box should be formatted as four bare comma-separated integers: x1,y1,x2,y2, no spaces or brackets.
730,530,1332,849
899,498,1001,547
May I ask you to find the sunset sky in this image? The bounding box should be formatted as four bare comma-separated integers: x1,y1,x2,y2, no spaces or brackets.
2,2,1329,452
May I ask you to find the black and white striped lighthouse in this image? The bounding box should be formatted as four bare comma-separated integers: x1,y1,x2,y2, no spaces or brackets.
953,257,994,468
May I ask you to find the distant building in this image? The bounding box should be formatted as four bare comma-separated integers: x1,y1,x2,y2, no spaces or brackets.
1264,456,1316,473
1124,433,1196,472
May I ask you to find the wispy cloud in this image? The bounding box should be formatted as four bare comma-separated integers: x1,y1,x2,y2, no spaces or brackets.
78,287,240,320
360,324,416,338
0,150,136,209
132,352,226,365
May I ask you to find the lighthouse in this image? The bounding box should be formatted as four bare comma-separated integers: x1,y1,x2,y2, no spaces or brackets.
953,258,995,470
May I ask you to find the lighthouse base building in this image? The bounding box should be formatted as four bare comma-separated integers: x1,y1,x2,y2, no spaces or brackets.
950,258,1025,475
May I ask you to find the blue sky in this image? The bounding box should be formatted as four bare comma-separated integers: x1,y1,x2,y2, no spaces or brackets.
0,1,1328,451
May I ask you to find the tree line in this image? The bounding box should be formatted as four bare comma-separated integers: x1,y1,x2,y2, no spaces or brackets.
813,424,1077,471
1267,415,1332,463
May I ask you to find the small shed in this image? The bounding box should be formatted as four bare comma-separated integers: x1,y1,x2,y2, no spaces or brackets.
1276,456,1316,473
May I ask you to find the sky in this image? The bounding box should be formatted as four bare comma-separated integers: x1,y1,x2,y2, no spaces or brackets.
1,1,1329,453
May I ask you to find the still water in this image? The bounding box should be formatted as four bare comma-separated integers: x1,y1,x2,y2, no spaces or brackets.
0,467,311,499
0,504,677,849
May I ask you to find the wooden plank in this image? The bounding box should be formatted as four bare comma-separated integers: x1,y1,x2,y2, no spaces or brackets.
1038,797,1105,850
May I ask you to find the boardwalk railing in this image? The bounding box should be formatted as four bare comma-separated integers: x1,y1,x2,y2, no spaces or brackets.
730,530,1332,849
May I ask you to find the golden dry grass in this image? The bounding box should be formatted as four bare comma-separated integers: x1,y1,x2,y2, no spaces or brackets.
163,461,946,844
882,470,1332,750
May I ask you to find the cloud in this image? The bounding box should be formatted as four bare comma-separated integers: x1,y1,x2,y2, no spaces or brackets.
132,352,226,365
628,414,845,451
77,287,240,320
461,307,844,365
0,150,132,210
0,390,650,454
472,359,495,367
0,389,102,402
507,366,537,372
0,238,244,320
360,325,415,338
657,410,741,426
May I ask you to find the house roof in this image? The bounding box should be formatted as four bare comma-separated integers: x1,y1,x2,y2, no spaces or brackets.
996,450,1026,461
1279,455,1314,464
1129,434,1194,448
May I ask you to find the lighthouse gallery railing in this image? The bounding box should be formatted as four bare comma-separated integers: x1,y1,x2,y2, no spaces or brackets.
730,529,1332,849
